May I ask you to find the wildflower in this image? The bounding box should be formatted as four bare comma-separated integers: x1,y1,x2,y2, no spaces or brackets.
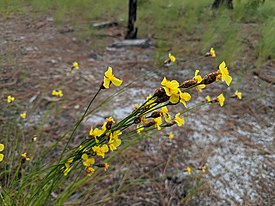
217,93,225,107
108,136,122,151
205,95,211,103
136,125,144,134
103,66,123,89
71,61,79,70
20,112,27,119
180,92,191,107
52,89,63,97
106,117,115,130
104,163,109,171
160,106,172,122
161,77,179,97
92,144,109,158
217,61,232,86
161,77,181,104
86,167,95,176
187,167,191,174
89,127,104,138
111,130,122,140
210,48,216,57
7,95,15,103
64,159,73,176
0,144,4,162
153,117,162,130
21,152,30,161
193,70,206,92
82,153,95,167
169,132,174,140
164,53,176,65
174,113,184,127
235,90,242,99
141,116,148,124
201,165,207,173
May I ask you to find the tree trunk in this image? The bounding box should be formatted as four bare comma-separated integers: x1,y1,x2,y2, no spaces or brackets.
125,0,138,39
212,0,233,9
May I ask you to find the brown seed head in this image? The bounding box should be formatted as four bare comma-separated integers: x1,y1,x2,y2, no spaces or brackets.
180,79,197,88
144,120,155,128
150,111,161,118
201,71,220,85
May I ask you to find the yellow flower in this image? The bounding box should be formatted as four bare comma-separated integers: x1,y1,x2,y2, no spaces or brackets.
0,144,4,162
210,48,216,57
92,144,109,158
164,53,176,65
187,167,191,174
235,90,242,99
104,163,109,171
174,113,184,127
64,160,73,176
201,166,207,173
205,95,211,103
86,167,95,176
72,61,79,70
81,153,95,167
180,92,191,107
218,61,232,86
169,132,174,140
217,93,225,107
108,136,122,151
20,112,27,119
52,90,63,97
160,106,172,122
7,95,15,103
103,66,123,89
194,70,206,92
161,77,179,97
169,53,176,63
141,116,148,123
21,152,30,161
153,117,162,130
136,125,144,134
89,127,104,138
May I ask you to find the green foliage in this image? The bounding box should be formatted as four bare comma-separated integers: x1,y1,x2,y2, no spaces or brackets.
257,17,275,64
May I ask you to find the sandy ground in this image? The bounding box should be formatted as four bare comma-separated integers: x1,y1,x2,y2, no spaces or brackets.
0,15,274,205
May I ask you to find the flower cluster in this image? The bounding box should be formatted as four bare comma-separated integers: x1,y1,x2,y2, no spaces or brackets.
59,50,242,178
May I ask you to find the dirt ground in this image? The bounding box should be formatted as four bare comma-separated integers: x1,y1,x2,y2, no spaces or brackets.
0,15,274,205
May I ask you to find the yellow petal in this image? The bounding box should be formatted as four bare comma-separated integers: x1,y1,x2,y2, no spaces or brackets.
0,144,4,151
194,70,200,77
181,92,191,101
224,75,232,86
114,138,122,147
219,61,226,71
105,66,113,78
170,94,179,104
103,77,111,88
0,154,4,162
161,77,168,86
82,153,88,160
101,144,109,153
111,77,123,87
170,80,179,89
